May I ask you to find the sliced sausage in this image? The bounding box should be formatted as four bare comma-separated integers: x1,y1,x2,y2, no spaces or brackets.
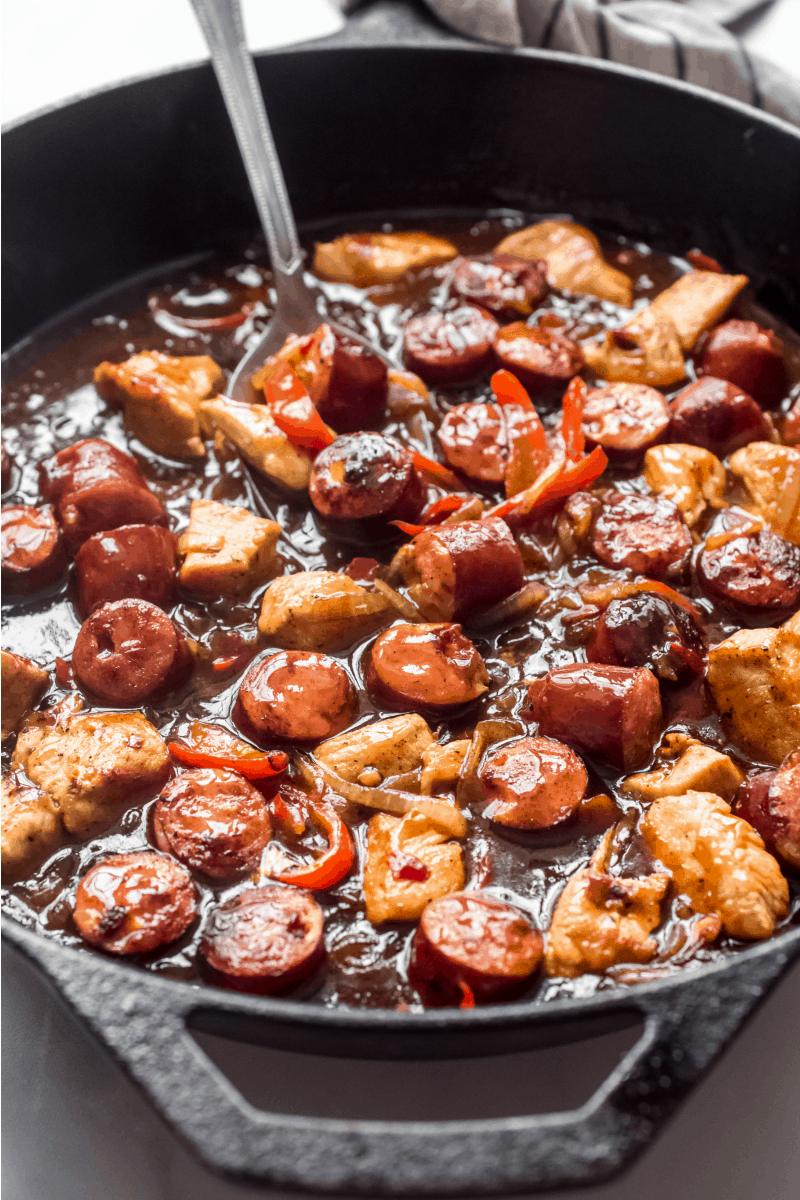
403,306,499,384
316,333,388,432
592,492,692,579
697,320,788,407
39,438,167,550
74,851,196,954
72,598,193,705
493,323,583,396
735,751,800,869
479,736,588,829
365,623,489,712
668,377,769,456
697,530,800,617
74,524,178,615
201,885,325,993
437,402,507,482
586,592,705,681
1,504,66,592
581,384,670,457
239,650,357,741
408,517,524,623
310,433,424,524
451,254,549,321
152,767,271,879
409,891,543,1006
527,664,663,770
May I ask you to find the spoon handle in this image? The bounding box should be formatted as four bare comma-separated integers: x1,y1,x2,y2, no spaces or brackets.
189,0,303,277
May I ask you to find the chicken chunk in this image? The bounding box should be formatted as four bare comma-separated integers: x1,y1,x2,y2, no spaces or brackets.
494,220,633,306
1,649,49,740
2,773,62,878
420,740,471,795
622,741,744,803
727,442,800,545
641,790,789,939
545,828,670,978
627,271,748,351
94,351,223,459
313,231,458,286
583,308,685,388
12,707,171,836
178,498,280,596
707,611,800,764
315,714,435,784
644,444,726,528
200,396,313,492
259,570,390,651
363,809,465,924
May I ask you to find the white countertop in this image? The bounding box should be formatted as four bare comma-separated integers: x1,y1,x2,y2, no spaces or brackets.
3,3,799,1198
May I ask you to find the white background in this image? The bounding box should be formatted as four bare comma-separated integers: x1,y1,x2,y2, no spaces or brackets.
2,2,799,1199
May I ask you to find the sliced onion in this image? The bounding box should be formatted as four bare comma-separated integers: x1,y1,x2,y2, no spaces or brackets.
468,581,548,630
373,578,426,623
313,759,467,838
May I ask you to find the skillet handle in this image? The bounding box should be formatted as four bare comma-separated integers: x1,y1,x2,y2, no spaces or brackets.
9,923,800,1194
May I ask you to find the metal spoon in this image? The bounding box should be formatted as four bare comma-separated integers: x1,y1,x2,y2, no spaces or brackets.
189,0,392,401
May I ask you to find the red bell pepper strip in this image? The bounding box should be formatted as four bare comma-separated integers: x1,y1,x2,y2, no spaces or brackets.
168,722,288,781
411,450,463,490
487,446,608,523
561,376,587,462
264,363,336,456
421,494,469,524
491,369,534,412
272,802,355,890
391,520,427,538
485,459,564,521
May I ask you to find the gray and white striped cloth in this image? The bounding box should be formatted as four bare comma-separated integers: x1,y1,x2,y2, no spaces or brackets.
421,0,800,126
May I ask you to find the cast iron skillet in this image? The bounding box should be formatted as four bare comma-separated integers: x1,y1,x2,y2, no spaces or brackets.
3,1,800,1192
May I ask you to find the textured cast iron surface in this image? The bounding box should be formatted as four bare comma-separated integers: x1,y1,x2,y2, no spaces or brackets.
4,0,800,1191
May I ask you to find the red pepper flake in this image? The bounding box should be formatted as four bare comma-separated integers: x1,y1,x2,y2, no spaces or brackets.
388,850,430,882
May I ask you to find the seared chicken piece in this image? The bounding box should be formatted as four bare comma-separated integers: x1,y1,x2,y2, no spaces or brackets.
420,740,471,795
1,773,62,878
13,706,171,836
728,442,800,545
1,649,49,740
644,444,726,528
583,308,685,388
313,231,458,286
259,570,390,651
363,809,465,924
178,498,280,596
622,741,744,804
545,828,670,978
315,714,435,785
641,790,789,939
94,350,223,459
707,611,800,764
200,396,313,492
626,271,748,351
495,220,633,306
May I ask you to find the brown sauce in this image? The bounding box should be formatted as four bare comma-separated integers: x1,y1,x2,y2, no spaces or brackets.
2,212,799,1009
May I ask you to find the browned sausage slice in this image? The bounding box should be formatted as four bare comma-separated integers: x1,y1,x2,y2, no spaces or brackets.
75,524,178,615
697,530,800,617
239,650,357,741
437,402,507,482
408,517,524,623
735,751,800,869
310,433,424,524
668,377,769,456
201,885,325,993
527,664,662,770
493,323,583,396
1,504,66,592
316,333,388,432
39,438,167,550
581,384,669,457
72,598,193,705
586,592,705,681
698,320,788,406
409,891,543,1006
365,623,489,711
74,851,196,954
479,736,588,829
592,492,692,579
451,254,549,321
152,767,272,878
403,306,499,383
